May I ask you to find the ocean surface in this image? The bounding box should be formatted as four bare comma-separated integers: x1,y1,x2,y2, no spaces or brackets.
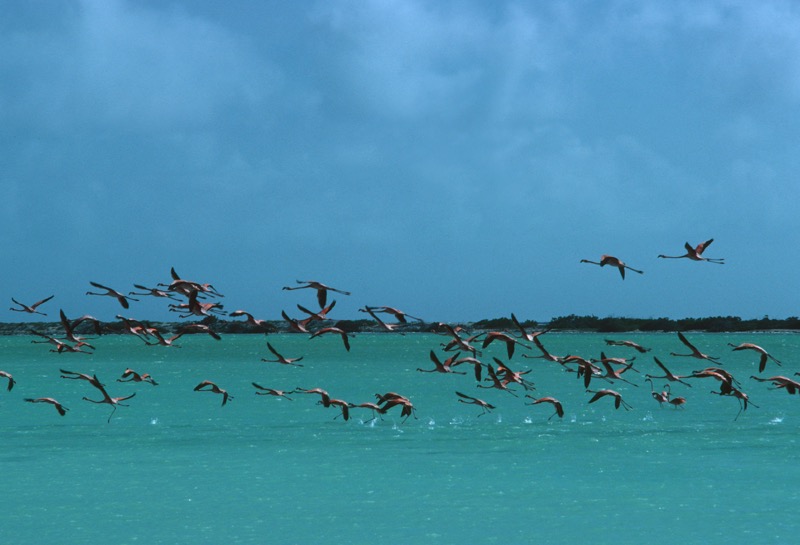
2,331,798,544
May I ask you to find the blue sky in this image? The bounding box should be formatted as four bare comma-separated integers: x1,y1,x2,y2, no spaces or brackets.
2,0,798,324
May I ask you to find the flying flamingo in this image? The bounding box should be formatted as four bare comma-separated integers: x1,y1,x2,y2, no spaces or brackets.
375,393,417,422
262,342,304,367
644,357,693,387
749,375,800,396
359,306,406,333
710,387,757,421
525,395,564,420
671,332,721,363
59,369,105,389
169,290,226,318
251,383,294,399
86,281,139,309
728,342,781,373
229,310,276,332
455,391,496,416
297,300,337,323
580,255,643,279
160,267,224,298
522,337,566,364
478,331,530,359
492,358,535,391
177,323,221,340
294,387,332,407
360,306,422,323
604,339,650,353
25,397,69,416
282,280,350,309
128,284,181,301
309,327,353,352
477,364,519,396
281,310,312,334
193,380,233,406
586,389,633,410
10,295,54,316
59,309,102,350
658,239,724,264
510,313,550,342
81,384,137,423
0,370,16,392
417,350,465,374
117,369,158,385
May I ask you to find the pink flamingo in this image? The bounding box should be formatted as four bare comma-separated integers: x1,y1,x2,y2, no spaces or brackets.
658,239,724,264
86,281,139,309
455,391,496,416
193,380,233,406
25,397,69,416
10,295,54,316
262,342,304,367
580,255,643,279
525,395,564,420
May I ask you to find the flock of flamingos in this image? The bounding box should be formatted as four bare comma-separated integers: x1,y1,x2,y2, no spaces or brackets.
3,238,798,423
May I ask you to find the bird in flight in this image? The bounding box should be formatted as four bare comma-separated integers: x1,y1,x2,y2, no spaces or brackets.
86,281,139,309
580,255,643,279
25,397,69,416
658,239,724,264
282,280,350,309
10,295,54,316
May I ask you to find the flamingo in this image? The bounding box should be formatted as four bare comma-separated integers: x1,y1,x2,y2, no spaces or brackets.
350,401,385,423
31,331,92,354
281,310,312,334
229,310,276,332
309,327,353,352
417,350,465,374
59,309,102,350
0,370,16,392
262,342,304,367
82,384,137,423
522,337,566,364
117,369,158,385
375,394,417,422
59,368,105,389
728,342,781,373
595,356,639,387
510,313,550,342
193,380,233,406
670,332,721,363
710,387,757,421
10,295,54,316
604,339,650,353
128,284,181,301
86,281,139,309
25,397,68,416
436,323,481,357
297,300,337,322
177,323,221,340
586,389,633,410
492,358,535,391
361,306,422,323
749,375,800,395
251,383,294,399
525,395,564,420
282,280,350,309
645,357,693,387
455,391,496,416
477,364,519,396
359,306,406,333
294,387,331,407
142,328,183,347
645,378,669,406
169,290,226,318
478,331,530,359
580,255,643,279
451,355,487,382
658,239,724,264
322,398,352,421
160,267,224,298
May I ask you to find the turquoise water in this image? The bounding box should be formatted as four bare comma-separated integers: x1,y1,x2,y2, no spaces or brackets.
2,332,799,544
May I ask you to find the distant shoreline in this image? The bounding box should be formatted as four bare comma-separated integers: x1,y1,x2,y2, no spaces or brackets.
3,314,798,336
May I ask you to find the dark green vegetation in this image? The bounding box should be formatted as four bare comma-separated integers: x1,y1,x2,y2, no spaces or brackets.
3,314,799,336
